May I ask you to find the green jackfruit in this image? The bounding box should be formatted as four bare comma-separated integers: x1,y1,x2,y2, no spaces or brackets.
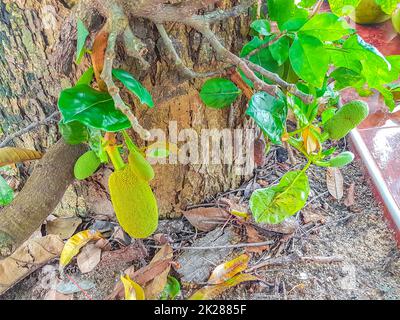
109,164,158,239
392,6,400,33
351,0,390,25
74,150,101,180
128,150,155,181
315,151,355,168
323,100,369,140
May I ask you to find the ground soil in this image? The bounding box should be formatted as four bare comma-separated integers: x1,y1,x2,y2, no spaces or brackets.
1,141,399,300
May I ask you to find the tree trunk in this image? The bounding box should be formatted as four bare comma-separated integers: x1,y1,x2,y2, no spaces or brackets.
0,0,253,232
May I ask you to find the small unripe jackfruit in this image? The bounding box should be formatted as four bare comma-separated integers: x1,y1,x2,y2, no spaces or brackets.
128,150,155,181
74,150,101,180
323,100,369,140
315,151,355,168
109,164,158,239
351,0,390,25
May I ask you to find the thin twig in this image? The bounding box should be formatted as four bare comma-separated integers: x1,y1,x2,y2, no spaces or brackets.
148,240,274,251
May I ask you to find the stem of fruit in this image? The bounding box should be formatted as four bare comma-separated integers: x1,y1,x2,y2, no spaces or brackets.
104,132,126,171
122,130,141,154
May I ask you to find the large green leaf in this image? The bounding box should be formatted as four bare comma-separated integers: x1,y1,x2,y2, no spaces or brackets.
246,91,287,145
76,19,89,64
76,67,94,86
289,34,329,88
199,78,241,109
269,36,290,66
375,0,400,14
112,69,154,108
299,13,352,41
267,0,309,29
330,67,365,90
250,19,271,36
249,170,310,224
59,120,89,145
0,175,13,206
58,84,131,132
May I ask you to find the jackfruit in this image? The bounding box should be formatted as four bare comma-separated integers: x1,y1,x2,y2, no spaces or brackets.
315,151,355,168
128,150,155,181
108,164,158,239
323,100,369,140
350,0,390,25
74,150,101,180
392,6,400,33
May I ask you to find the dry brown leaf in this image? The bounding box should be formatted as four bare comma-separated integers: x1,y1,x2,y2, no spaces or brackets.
46,216,82,240
301,208,326,225
344,182,356,207
76,244,102,273
326,167,344,200
245,225,269,254
208,254,250,285
99,243,147,267
183,207,229,231
0,147,42,167
0,235,64,295
253,138,266,167
144,244,173,299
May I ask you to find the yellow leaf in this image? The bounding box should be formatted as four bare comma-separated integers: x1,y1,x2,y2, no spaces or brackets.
230,210,249,220
189,274,258,300
301,127,320,154
59,229,102,269
121,275,146,300
208,254,250,285
0,147,42,167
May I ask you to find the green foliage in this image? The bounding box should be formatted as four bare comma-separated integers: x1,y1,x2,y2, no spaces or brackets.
315,151,355,167
74,150,101,180
246,91,287,145
199,78,241,108
160,276,181,300
58,84,131,132
59,120,89,145
328,0,362,15
0,175,13,206
76,67,95,86
250,19,271,36
76,19,89,64
323,100,369,140
249,170,310,224
112,69,154,108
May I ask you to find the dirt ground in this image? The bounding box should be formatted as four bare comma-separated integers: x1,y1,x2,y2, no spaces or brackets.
1,142,399,300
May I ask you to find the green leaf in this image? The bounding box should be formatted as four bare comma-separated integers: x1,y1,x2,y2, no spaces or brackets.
281,17,308,31
315,151,354,167
0,175,13,206
377,85,396,111
267,0,309,29
328,0,361,16
250,170,310,224
199,78,241,109
299,13,352,41
246,91,287,145
76,19,89,64
112,69,154,108
88,128,108,163
250,19,271,36
160,276,181,300
59,120,89,145
289,34,329,88
58,84,131,132
321,107,337,124
269,36,290,66
375,0,400,14
299,0,318,7
330,67,365,90
76,67,94,86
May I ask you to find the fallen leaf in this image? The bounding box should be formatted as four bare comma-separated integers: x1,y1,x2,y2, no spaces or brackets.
326,167,344,200
143,244,173,300
189,274,258,300
160,276,181,300
76,244,102,273
59,229,102,270
56,278,95,295
258,216,298,234
344,182,356,207
46,216,82,240
0,235,64,295
121,275,145,300
208,254,250,285
245,225,269,254
301,208,326,225
99,243,147,267
0,147,42,167
183,207,229,232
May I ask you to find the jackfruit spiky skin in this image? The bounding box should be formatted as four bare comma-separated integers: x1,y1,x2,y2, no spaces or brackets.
109,165,158,239
324,100,369,140
128,150,155,181
328,151,355,167
74,150,101,180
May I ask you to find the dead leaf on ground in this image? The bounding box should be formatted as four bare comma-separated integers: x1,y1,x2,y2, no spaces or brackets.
258,216,298,234
326,167,344,200
108,245,173,300
143,244,173,299
46,216,82,240
189,274,258,300
301,208,326,225
77,244,102,274
208,254,250,285
344,182,356,207
245,225,270,254
99,243,147,267
0,235,64,295
183,207,229,231
121,275,145,300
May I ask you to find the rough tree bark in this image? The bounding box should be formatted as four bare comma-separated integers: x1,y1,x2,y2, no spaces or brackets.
0,0,255,255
